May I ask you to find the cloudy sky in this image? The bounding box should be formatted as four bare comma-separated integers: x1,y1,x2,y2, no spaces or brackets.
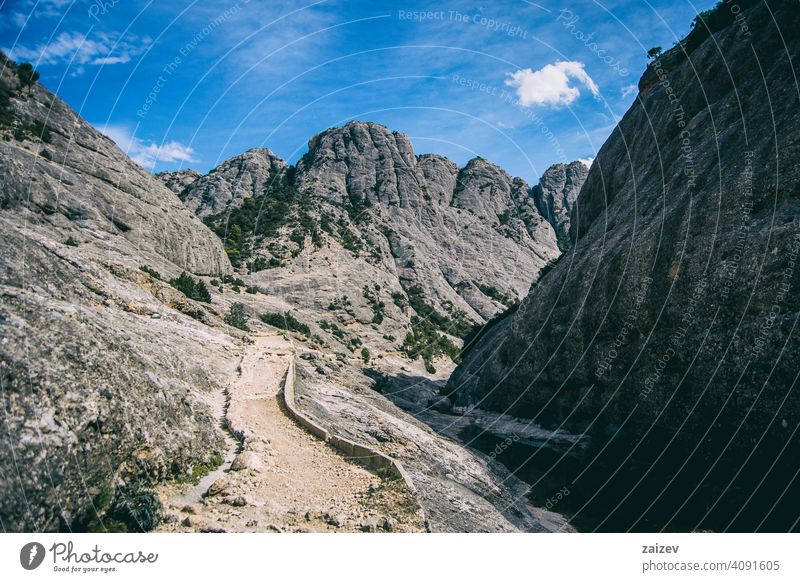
1,0,715,182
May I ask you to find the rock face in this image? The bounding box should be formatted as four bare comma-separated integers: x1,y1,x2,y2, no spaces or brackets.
532,161,589,249
0,67,230,276
0,55,234,531
448,0,800,531
171,148,287,217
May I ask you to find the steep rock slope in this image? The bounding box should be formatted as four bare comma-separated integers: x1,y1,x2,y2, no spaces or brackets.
449,0,800,531
0,55,234,531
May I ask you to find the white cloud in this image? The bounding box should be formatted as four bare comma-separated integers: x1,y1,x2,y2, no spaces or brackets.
621,84,638,98
505,61,599,107
99,125,198,169
7,31,149,67
577,157,595,168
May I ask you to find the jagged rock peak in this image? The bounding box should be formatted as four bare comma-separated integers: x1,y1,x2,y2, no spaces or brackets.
177,147,288,217
296,121,422,207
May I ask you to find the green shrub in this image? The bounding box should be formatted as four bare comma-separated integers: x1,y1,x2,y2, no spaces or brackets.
476,282,517,308
405,285,473,338
203,181,315,268
107,486,162,532
361,347,371,363
319,320,347,341
139,265,162,280
169,272,211,303
222,274,246,287
248,257,269,271
175,454,224,485
328,295,351,311
337,224,363,256
17,62,39,87
64,236,79,247
224,302,250,331
362,285,385,324
402,315,461,370
391,291,408,309
260,311,310,337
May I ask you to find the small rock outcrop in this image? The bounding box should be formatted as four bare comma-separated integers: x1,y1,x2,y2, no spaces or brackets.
156,168,202,197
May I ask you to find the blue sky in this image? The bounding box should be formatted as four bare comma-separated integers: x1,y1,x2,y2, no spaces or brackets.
1,0,716,183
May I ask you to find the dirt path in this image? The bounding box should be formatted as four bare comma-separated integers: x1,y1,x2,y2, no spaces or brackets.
157,335,424,532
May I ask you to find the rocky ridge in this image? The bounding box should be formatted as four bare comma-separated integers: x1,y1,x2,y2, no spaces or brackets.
532,160,590,249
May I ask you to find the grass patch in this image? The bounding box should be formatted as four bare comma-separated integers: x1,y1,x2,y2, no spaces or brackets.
175,454,224,486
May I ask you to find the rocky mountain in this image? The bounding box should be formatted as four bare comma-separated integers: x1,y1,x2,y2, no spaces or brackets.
0,54,236,531
532,160,590,249
167,121,578,377
448,0,800,531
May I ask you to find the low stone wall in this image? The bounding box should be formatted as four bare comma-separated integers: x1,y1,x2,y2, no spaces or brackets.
282,359,329,442
281,358,418,495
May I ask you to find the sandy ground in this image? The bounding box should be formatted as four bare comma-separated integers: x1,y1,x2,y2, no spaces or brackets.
156,335,425,532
